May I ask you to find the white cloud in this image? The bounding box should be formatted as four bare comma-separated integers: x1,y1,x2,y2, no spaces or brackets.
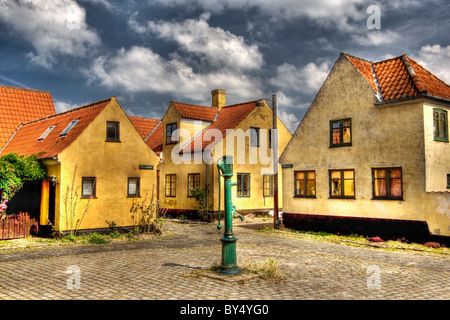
352,30,401,46
278,109,300,134
53,99,80,114
84,46,263,102
129,12,263,71
269,61,331,94
0,0,100,68
416,44,450,84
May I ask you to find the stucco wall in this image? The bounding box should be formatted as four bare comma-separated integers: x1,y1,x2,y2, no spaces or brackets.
280,55,450,236
56,99,160,231
158,101,292,214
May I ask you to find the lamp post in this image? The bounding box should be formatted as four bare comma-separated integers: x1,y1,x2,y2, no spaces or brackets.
217,155,241,274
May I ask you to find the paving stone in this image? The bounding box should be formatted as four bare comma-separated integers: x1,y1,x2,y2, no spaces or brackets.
0,220,448,300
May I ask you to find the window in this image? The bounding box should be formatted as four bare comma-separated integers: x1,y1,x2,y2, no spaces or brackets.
166,123,178,145
294,171,316,198
187,173,200,197
38,125,56,141
127,177,140,197
165,174,176,197
60,119,79,137
433,109,448,142
263,174,274,197
250,127,260,147
106,121,120,142
237,173,250,197
81,177,96,198
329,169,355,198
372,168,402,200
330,119,352,147
446,174,450,189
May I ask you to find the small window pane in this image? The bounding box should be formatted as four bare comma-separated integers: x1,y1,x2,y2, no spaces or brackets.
106,122,120,141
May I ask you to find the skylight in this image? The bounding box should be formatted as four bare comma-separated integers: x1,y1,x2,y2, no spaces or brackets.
37,125,56,141
60,119,79,137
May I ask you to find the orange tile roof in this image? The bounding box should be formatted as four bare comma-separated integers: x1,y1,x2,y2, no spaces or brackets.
344,53,450,102
171,101,218,122
180,100,259,153
0,85,56,149
128,116,160,139
1,98,112,159
145,121,163,155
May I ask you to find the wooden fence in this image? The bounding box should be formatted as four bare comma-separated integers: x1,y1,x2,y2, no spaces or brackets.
0,213,39,240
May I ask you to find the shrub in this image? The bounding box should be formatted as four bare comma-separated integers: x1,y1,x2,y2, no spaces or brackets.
87,232,108,244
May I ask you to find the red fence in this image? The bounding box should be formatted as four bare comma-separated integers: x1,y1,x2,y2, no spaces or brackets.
0,213,39,240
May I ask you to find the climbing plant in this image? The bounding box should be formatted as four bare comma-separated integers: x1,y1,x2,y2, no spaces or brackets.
0,153,47,214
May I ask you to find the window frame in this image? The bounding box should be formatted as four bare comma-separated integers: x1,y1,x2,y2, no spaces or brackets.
371,167,403,200
106,121,120,142
294,170,316,198
60,119,80,137
330,118,352,148
38,125,57,141
329,169,355,199
263,174,274,197
433,109,448,142
250,127,260,147
187,173,200,197
237,173,250,197
81,177,97,199
165,174,176,197
166,123,178,145
127,177,141,198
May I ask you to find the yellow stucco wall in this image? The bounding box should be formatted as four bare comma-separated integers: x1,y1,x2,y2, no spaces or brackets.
158,100,292,215
55,99,160,231
280,55,450,236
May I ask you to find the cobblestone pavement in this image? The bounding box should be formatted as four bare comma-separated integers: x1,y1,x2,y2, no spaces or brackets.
0,220,449,301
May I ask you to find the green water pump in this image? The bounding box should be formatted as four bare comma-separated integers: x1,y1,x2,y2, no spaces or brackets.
216,155,243,274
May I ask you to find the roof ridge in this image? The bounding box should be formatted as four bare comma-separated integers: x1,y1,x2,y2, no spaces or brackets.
171,100,215,109
0,84,51,95
21,97,114,126
222,100,259,108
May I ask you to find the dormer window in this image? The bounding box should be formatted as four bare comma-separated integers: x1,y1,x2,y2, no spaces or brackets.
60,119,79,137
106,121,120,142
38,125,56,141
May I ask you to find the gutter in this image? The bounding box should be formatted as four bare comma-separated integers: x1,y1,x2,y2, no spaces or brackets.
374,93,450,106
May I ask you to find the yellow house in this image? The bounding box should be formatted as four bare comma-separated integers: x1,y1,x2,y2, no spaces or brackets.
1,97,160,233
143,89,292,219
280,53,450,241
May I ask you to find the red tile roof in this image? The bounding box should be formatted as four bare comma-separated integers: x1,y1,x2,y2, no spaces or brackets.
1,98,112,159
128,116,160,139
180,100,259,153
145,121,163,155
0,85,56,149
171,101,218,122
344,53,450,102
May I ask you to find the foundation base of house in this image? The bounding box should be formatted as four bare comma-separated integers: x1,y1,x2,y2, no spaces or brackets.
282,212,450,246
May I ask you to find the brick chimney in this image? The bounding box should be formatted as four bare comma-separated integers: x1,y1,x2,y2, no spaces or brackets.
211,89,226,110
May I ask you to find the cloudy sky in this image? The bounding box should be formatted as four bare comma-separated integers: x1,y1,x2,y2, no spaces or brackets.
0,0,449,133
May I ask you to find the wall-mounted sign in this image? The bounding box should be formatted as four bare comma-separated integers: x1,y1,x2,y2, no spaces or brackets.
139,165,154,170
282,164,293,168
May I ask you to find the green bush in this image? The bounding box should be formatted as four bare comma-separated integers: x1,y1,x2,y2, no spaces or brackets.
87,233,108,244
